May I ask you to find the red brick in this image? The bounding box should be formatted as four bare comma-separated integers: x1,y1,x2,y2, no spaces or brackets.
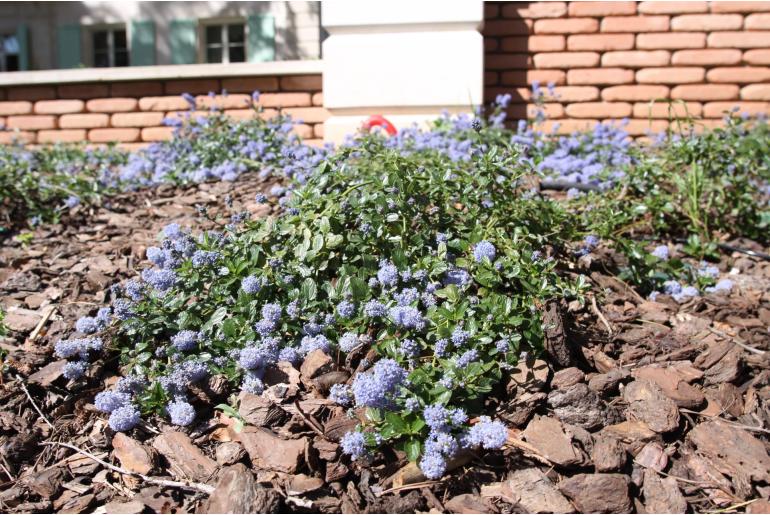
195,94,253,109
602,85,670,101
0,90,5,101
501,69,567,86
483,19,533,37
117,142,152,152
34,100,84,115
138,96,190,111
567,68,635,85
6,115,56,130
708,67,770,83
509,103,564,119
303,139,325,148
533,52,600,68
292,124,313,139
565,102,633,118
639,1,707,14
710,2,770,13
111,112,166,127
86,98,139,113
534,18,599,34
164,110,212,121
222,109,258,121
141,127,174,142
620,119,670,135
256,92,312,108
282,107,330,124
59,113,110,129
741,84,770,100
499,36,525,52
502,2,567,18
708,31,770,48
58,83,110,99
637,32,706,49
485,2,499,18
486,53,531,69
0,101,32,116
7,86,56,101
744,49,770,64
602,50,670,67
0,116,4,126
637,67,705,84
111,81,163,97
671,84,740,100
165,79,220,95
89,128,140,142
544,86,600,102
312,92,323,106
568,34,635,51
568,1,636,16
485,38,499,52
0,130,35,144
485,87,531,102
485,71,499,86
632,101,703,118
671,14,743,31
313,124,324,139
280,75,322,91
671,49,742,66
37,129,87,143
703,101,769,117
525,35,565,52
541,119,599,134
601,16,669,32
221,77,280,93
745,13,770,30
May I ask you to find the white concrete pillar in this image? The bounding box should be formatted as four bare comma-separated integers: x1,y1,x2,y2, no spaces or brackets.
321,0,484,143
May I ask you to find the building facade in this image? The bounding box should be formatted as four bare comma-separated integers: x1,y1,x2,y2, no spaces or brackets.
0,1,320,71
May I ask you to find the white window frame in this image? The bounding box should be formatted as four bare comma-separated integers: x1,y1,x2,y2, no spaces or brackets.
89,24,129,68
199,18,247,64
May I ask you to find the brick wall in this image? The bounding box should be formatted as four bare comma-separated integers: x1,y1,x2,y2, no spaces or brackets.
0,74,327,149
484,1,770,135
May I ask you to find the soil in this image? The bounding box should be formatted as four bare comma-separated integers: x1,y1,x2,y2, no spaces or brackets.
1,172,769,514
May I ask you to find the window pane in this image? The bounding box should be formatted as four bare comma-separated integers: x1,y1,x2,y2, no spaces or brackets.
228,24,244,43
94,51,110,67
93,31,108,50
6,54,19,72
206,46,223,63
3,35,19,54
229,45,245,62
115,49,129,67
206,25,221,45
113,29,127,49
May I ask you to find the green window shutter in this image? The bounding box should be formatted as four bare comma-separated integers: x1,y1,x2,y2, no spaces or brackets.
169,19,197,65
15,24,29,70
247,14,275,63
130,20,155,66
57,24,82,69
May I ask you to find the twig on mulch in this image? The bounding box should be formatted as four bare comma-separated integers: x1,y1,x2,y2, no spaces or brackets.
378,480,440,497
41,441,215,495
16,375,54,429
590,296,614,335
708,327,766,356
679,408,770,435
28,305,56,342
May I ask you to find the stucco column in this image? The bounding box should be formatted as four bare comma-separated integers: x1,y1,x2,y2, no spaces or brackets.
321,0,484,143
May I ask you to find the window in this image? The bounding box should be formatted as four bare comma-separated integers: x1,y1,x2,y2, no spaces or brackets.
0,34,19,71
93,27,129,67
204,23,245,63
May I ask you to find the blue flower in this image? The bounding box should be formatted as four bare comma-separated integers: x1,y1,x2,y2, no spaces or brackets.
329,384,352,406
108,404,141,432
451,328,470,346
94,390,132,413
339,332,360,352
364,300,387,318
241,275,263,294
377,261,399,288
423,403,450,432
171,330,199,351
261,303,282,323
705,279,733,294
341,431,367,460
399,338,420,358
394,288,419,306
141,269,178,292
241,373,265,394
434,338,450,358
419,451,446,480
167,399,196,426
455,349,479,368
388,306,426,331
473,240,496,262
63,361,88,380
337,300,356,318
462,416,507,449
651,245,669,260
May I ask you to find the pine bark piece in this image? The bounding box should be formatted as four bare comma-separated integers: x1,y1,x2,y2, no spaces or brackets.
522,415,586,467
623,380,680,433
559,473,632,513
152,431,217,482
238,427,307,474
